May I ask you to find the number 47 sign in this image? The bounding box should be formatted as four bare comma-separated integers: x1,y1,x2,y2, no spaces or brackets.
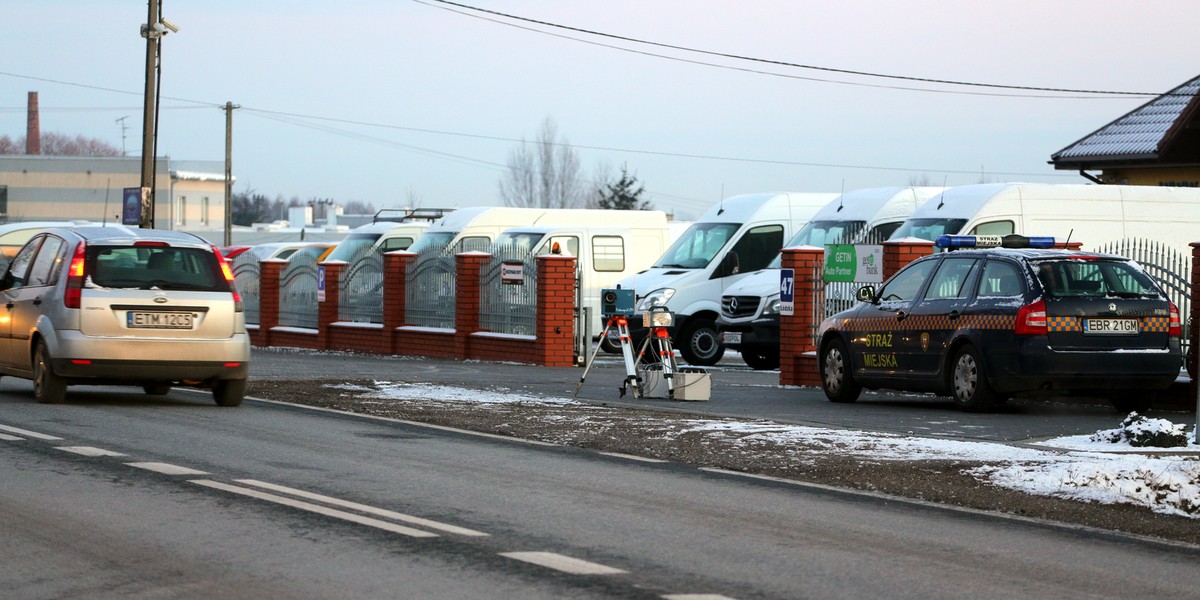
779,269,794,316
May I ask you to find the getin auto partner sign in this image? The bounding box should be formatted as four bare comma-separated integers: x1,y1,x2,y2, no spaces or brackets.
823,244,883,283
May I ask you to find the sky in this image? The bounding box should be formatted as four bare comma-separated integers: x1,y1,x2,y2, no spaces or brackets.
343,378,1200,519
3,1,1199,219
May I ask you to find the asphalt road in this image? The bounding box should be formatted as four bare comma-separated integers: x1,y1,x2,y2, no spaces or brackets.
248,347,1196,444
3,385,1200,599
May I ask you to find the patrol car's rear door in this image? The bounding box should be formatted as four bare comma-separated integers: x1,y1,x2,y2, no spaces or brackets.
1036,258,1173,352
905,256,982,378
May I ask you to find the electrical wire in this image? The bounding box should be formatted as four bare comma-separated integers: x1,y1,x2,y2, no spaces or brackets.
418,0,1168,99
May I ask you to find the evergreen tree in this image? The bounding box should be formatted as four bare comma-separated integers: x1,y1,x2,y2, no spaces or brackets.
596,164,651,210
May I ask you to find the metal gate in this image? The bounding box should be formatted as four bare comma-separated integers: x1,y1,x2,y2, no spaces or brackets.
231,253,260,325
339,246,384,324
406,246,456,329
479,248,537,336
278,251,320,329
1092,238,1191,355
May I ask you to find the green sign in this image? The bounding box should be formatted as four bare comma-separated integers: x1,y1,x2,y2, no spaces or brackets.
823,244,883,283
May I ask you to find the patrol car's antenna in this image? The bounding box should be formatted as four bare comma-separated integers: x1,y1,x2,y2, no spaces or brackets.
1064,229,1074,246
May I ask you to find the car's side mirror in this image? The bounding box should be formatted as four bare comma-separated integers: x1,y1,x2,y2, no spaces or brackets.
856,285,877,303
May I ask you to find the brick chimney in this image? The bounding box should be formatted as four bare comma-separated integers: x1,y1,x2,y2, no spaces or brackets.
26,91,41,155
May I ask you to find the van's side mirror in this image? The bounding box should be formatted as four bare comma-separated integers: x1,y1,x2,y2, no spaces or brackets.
715,251,740,278
856,285,877,303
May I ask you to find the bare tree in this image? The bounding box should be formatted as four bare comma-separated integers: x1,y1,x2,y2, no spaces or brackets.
498,117,586,208
2,132,121,156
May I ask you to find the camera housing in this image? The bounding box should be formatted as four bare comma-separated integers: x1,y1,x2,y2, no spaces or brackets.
600,288,635,318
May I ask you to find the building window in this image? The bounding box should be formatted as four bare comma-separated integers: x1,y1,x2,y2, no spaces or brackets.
0,185,7,219
177,196,187,226
201,197,210,225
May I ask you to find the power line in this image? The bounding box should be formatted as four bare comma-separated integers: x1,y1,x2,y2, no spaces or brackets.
418,0,1167,99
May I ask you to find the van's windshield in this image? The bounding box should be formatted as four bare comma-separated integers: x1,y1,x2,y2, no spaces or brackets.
653,222,738,269
407,232,455,254
492,232,545,258
889,218,968,242
767,220,866,269
324,233,382,262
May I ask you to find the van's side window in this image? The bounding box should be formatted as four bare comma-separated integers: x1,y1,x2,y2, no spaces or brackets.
971,221,1014,236
722,225,784,276
592,236,624,272
457,236,490,253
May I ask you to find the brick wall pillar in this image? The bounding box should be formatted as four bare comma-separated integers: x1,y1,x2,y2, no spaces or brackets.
316,261,344,350
454,252,488,359
1190,242,1199,400
256,260,283,347
882,238,936,279
384,251,416,353
536,255,578,367
779,247,825,387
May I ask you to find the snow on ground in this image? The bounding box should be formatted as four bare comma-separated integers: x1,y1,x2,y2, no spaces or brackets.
350,381,1200,519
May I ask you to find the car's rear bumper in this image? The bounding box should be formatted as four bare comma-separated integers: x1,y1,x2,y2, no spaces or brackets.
51,332,250,382
988,340,1181,393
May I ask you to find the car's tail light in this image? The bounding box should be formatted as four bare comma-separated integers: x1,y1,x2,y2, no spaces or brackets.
212,245,243,313
1015,299,1047,335
1168,302,1182,337
64,241,87,309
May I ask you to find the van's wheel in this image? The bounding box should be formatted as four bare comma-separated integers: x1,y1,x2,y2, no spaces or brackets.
741,348,779,370
678,318,724,366
599,337,621,354
821,338,861,403
950,345,997,412
34,342,67,404
212,379,246,407
143,384,171,396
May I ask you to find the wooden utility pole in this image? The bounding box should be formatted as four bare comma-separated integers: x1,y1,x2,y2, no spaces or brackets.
139,0,161,229
223,102,239,246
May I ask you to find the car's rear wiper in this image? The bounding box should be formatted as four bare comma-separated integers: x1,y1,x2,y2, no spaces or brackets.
1106,291,1159,299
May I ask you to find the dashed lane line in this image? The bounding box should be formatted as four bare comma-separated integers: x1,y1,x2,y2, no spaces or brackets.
235,479,489,537
57,446,127,457
0,432,23,441
662,595,739,600
0,423,64,440
190,479,439,538
597,451,668,463
126,462,209,476
499,551,626,575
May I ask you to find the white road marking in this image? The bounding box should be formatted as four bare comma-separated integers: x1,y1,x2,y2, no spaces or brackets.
126,462,209,475
190,480,439,538
499,551,626,575
597,451,667,463
57,446,126,457
0,424,63,440
662,595,739,600
0,433,23,441
235,479,489,537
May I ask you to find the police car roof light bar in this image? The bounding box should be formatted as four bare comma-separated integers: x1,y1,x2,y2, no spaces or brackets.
935,234,1057,251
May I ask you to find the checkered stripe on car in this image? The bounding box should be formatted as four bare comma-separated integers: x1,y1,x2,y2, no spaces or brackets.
1046,316,1078,332
828,314,1014,331
1141,316,1172,333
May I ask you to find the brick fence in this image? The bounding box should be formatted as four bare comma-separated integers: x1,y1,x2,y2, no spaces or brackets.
249,252,577,368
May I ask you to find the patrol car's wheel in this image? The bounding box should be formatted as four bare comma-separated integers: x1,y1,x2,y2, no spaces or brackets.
950,345,997,412
741,349,779,371
679,319,724,366
821,338,861,403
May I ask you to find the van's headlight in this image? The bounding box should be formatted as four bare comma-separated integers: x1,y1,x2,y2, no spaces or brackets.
762,294,781,315
637,288,675,311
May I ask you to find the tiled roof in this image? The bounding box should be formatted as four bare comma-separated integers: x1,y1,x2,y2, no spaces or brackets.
1051,74,1200,164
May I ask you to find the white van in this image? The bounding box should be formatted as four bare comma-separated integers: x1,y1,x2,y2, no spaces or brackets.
614,192,837,366
890,183,1200,253
323,208,452,263
406,206,670,255
716,186,944,369
491,223,681,340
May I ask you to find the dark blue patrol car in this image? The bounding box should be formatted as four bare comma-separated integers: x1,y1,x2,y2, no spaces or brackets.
816,235,1182,412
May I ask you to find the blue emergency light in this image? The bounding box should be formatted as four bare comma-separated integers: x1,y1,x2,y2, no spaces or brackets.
935,234,1058,250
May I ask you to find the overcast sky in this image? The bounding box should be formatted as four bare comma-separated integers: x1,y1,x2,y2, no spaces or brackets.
3,1,1198,218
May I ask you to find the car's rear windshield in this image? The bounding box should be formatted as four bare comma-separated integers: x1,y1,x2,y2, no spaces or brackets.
87,245,228,292
1033,258,1162,299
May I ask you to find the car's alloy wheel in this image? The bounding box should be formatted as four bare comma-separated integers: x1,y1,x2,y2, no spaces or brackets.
821,338,861,403
950,345,996,412
34,343,67,404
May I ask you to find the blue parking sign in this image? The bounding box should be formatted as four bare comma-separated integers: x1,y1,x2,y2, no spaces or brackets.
779,268,794,316
317,266,326,302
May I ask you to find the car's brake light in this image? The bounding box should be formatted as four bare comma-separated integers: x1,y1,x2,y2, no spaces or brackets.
212,245,243,313
1169,302,1182,337
134,241,170,247
64,241,87,309
1015,299,1047,335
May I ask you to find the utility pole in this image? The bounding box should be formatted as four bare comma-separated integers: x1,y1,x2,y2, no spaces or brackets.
139,0,161,229
223,101,239,246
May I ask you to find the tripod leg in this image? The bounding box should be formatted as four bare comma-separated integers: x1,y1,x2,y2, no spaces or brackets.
574,318,613,398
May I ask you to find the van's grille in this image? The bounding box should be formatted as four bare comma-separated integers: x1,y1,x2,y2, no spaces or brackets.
721,295,760,319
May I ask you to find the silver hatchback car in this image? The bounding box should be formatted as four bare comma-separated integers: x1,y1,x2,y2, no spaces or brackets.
0,226,250,405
